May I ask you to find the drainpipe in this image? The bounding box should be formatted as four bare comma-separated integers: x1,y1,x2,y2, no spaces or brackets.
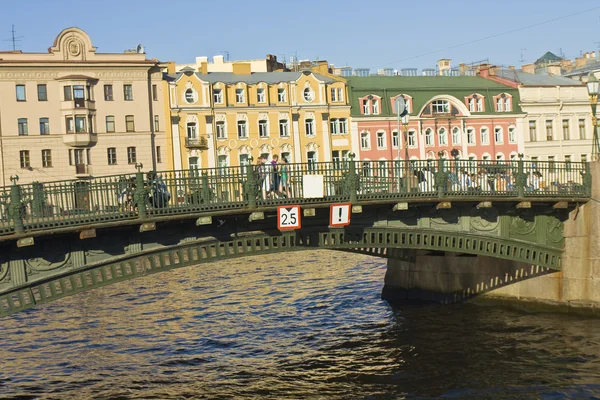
557,86,564,160
0,105,5,186
147,65,157,171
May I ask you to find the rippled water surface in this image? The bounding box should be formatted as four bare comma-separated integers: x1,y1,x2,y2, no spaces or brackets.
2,250,600,399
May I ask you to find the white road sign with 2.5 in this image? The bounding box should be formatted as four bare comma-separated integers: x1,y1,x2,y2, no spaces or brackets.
278,205,301,230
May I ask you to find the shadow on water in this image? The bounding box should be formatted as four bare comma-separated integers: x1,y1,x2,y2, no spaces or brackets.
0,250,599,399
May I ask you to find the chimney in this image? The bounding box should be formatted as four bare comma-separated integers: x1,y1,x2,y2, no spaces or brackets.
199,62,208,74
167,61,176,74
479,65,490,78
213,55,225,64
521,63,535,74
547,65,561,76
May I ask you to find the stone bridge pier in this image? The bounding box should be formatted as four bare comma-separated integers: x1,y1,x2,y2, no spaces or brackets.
383,162,600,311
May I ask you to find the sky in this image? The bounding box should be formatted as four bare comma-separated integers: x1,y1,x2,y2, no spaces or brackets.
1,0,600,71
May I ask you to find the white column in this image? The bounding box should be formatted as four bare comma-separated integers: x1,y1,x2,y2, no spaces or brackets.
418,120,426,159
171,118,182,170
321,115,331,161
206,118,216,168
292,118,302,162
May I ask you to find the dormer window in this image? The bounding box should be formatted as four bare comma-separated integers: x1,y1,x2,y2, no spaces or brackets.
360,95,381,115
391,94,412,114
372,99,379,114
432,100,450,114
235,89,245,103
465,94,484,112
362,99,370,115
494,93,512,112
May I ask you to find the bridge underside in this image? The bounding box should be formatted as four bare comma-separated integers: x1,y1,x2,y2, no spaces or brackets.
0,202,569,317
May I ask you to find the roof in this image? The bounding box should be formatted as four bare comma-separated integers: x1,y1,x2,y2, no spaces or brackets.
167,71,336,84
535,51,563,65
495,69,583,86
563,61,600,77
345,76,513,90
346,76,521,117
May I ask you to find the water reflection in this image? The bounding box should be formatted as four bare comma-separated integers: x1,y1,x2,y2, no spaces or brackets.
1,250,600,399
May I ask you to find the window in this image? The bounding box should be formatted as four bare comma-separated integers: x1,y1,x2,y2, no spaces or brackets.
39,118,49,135
330,118,347,135
331,87,343,102
496,97,503,112
259,120,269,138
452,127,460,145
307,151,317,171
18,118,28,135
185,89,195,103
392,131,399,148
372,99,379,114
360,132,370,149
408,130,417,147
509,126,516,143
216,121,226,139
63,85,72,101
152,84,158,101
529,121,537,142
425,128,433,146
279,119,289,137
562,119,570,140
305,119,314,136
277,88,286,102
106,116,115,133
73,85,85,108
16,84,26,101
481,127,489,145
154,115,159,131
127,147,136,164
565,155,571,170
504,96,511,111
545,120,553,141
579,119,586,139
190,156,201,170
362,99,370,115
432,100,450,114
37,84,47,101
156,146,162,163
548,156,555,172
19,150,30,168
107,148,117,165
582,154,588,163
377,131,386,149
476,98,483,112
468,98,475,112
467,128,475,145
213,89,223,104
282,151,292,163
104,85,113,101
303,88,314,102
237,120,247,139
125,115,135,132
42,149,52,168
187,122,197,139
88,115,94,134
217,156,228,173
439,128,447,146
332,150,341,168
257,88,266,103
124,84,133,101
494,127,503,144
235,88,245,103
239,154,249,174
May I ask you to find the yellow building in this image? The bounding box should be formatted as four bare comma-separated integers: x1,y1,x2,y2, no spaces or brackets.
163,62,351,170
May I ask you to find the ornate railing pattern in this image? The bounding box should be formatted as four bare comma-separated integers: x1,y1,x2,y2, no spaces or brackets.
0,156,591,238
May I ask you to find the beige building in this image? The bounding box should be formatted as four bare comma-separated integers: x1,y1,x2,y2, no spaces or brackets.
0,27,166,186
176,54,286,73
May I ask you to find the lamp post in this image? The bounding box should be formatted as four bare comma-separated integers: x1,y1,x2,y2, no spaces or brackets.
395,96,409,192
586,72,600,161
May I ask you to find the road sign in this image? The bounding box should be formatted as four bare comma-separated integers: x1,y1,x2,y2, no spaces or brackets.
278,205,301,230
330,203,351,227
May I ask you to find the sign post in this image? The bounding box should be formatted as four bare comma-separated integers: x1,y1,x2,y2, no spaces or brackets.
329,203,351,227
277,205,301,230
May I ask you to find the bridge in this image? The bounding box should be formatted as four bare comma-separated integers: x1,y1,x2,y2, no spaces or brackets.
0,155,592,317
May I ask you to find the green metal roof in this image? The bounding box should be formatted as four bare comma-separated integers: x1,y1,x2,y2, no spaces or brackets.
345,76,522,117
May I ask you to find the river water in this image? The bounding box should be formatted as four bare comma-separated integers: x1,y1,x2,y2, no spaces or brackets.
1,250,600,400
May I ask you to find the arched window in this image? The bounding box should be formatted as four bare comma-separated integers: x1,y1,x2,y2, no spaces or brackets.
425,128,433,146
439,127,448,146
186,122,197,138
452,127,461,145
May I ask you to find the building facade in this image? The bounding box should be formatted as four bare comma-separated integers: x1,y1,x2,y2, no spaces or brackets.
0,27,165,185
164,66,351,170
346,76,524,162
482,68,594,163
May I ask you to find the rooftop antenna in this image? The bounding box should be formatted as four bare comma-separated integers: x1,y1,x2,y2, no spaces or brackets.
3,25,23,51
221,51,229,61
519,49,527,64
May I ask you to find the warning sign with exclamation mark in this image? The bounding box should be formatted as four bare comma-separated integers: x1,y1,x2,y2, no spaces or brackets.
330,203,351,227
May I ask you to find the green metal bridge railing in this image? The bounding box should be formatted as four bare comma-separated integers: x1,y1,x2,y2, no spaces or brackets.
0,155,591,239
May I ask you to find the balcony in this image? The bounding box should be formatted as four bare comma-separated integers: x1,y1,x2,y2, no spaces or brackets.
75,164,93,177
60,99,96,111
185,136,209,150
63,133,98,147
